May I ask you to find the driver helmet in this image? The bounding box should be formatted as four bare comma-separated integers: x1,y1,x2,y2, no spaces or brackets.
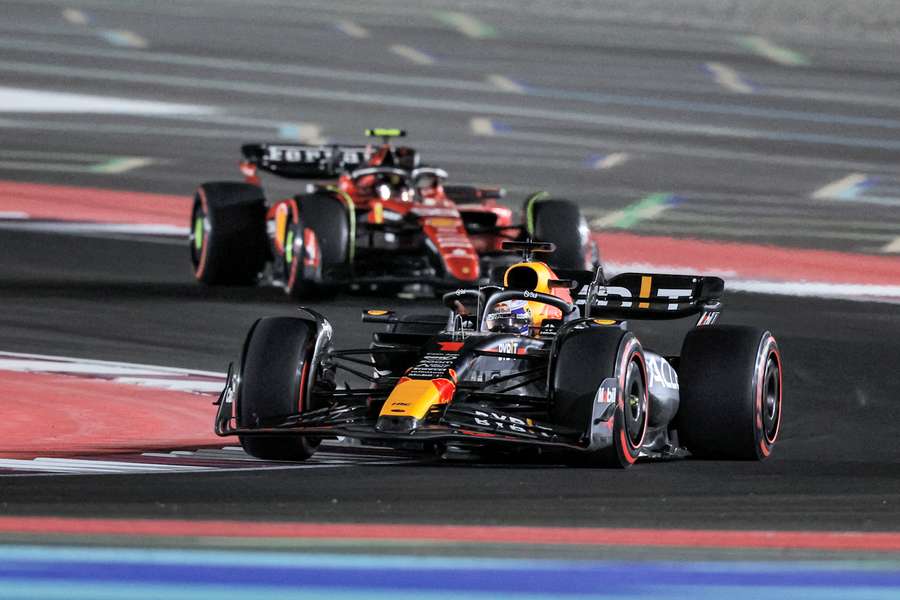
415,172,442,194
485,300,532,335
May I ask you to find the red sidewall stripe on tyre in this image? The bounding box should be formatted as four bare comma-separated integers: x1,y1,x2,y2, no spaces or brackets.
755,335,782,458
617,337,647,463
297,360,310,413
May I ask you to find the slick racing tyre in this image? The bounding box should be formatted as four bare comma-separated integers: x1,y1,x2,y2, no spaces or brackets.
190,182,268,285
551,325,648,468
238,317,323,461
676,325,783,460
525,195,596,270
284,193,351,298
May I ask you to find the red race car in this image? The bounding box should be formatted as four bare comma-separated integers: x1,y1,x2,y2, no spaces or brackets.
190,129,598,297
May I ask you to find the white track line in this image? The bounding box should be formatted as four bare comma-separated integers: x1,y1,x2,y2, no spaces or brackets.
0,458,214,474
61,8,89,25
486,74,524,94
1,451,421,475
469,117,496,136
389,44,435,65
727,280,900,303
0,221,190,238
0,149,133,161
882,236,900,253
88,157,156,173
435,12,496,39
100,29,148,49
591,152,630,169
0,85,210,115
335,20,369,38
704,62,754,94
811,173,868,199
739,35,809,66
0,351,224,395
33,458,209,471
0,352,221,377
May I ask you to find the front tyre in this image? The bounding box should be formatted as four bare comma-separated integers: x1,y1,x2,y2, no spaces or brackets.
238,317,324,461
676,326,783,460
591,335,648,468
550,326,648,468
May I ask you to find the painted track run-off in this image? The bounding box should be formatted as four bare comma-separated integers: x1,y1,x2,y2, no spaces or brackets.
0,351,417,474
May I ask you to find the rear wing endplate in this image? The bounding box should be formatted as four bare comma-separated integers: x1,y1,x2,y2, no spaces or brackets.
241,143,371,179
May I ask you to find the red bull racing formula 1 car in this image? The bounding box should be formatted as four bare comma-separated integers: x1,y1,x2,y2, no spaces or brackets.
214,242,783,467
190,129,598,296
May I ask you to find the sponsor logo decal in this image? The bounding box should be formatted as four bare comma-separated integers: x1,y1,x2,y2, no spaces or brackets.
596,386,617,404
471,411,553,438
408,352,459,379
647,355,679,390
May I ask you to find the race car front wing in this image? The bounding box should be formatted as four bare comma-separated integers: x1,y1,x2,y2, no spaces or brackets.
214,365,591,450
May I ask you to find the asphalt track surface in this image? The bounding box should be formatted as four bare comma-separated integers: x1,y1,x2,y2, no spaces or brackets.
0,0,899,574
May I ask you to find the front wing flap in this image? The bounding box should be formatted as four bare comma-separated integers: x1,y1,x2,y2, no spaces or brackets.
440,403,583,445
218,398,590,450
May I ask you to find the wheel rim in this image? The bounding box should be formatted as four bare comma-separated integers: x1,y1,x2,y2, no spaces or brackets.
623,360,646,447
285,228,295,265
189,204,207,266
192,216,203,251
762,354,781,443
283,223,304,295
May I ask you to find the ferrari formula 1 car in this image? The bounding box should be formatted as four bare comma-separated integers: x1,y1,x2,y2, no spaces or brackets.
214,241,783,467
190,129,597,297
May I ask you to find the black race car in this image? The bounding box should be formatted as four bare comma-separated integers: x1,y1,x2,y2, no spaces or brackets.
190,129,597,297
215,242,782,467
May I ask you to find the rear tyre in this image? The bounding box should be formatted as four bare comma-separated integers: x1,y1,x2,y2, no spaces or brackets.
190,182,267,285
284,193,350,298
526,197,595,270
238,317,323,460
676,325,782,460
551,326,648,468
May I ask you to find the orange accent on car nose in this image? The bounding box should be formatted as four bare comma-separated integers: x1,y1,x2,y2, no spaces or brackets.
380,378,456,420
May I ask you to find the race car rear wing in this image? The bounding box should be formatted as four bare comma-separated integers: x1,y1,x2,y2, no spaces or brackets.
580,272,724,322
241,143,371,179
